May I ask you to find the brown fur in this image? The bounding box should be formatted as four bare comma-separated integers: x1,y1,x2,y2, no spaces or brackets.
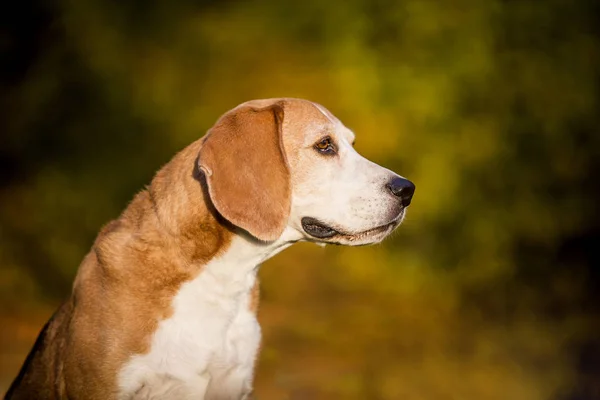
6,138,237,399
199,102,290,241
5,98,326,400
249,280,261,315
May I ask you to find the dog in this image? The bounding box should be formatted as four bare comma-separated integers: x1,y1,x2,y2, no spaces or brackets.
5,98,415,400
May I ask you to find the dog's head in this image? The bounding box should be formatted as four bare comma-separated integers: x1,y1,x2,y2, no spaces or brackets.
198,98,415,246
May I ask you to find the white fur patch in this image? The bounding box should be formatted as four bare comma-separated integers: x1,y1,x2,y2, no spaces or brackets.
117,232,298,400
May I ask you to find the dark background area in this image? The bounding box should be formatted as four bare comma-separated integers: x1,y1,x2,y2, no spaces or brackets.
1,0,599,398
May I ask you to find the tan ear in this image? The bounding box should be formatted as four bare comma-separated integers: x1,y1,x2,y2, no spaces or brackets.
198,102,290,241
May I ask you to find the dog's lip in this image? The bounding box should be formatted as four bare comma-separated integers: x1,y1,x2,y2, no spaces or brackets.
301,212,403,240
301,217,338,238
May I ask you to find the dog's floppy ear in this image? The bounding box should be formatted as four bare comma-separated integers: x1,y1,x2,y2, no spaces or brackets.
198,102,290,241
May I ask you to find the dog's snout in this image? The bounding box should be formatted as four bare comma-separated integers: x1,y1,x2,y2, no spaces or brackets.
387,177,415,207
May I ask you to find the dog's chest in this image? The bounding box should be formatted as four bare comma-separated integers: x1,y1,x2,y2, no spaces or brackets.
117,257,261,398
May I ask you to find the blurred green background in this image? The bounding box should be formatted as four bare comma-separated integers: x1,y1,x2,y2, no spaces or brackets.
1,0,600,398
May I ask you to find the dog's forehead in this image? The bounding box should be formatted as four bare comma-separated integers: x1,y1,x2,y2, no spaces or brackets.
236,98,355,144
284,99,355,144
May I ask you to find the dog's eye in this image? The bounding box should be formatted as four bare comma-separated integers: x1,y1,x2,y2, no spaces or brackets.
314,137,336,155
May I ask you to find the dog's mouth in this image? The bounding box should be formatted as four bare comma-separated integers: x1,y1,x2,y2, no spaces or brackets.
301,212,404,242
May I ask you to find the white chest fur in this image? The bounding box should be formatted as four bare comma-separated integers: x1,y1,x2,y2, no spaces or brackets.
117,233,295,400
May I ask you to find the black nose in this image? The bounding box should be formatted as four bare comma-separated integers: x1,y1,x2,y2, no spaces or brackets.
387,177,416,207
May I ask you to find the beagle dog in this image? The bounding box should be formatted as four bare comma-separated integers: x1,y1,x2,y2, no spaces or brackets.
5,98,415,400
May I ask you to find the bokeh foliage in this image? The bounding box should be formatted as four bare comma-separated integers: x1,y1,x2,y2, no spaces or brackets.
1,0,599,398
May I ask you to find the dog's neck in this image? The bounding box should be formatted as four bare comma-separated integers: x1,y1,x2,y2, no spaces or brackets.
145,139,301,274
199,228,298,297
